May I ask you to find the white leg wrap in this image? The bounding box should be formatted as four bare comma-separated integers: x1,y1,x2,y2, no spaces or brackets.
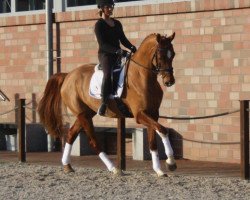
99,152,115,172
62,143,72,165
156,130,174,157
150,150,164,176
156,130,176,165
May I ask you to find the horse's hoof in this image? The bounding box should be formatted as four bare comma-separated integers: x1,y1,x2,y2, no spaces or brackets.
159,173,168,177
156,170,168,177
166,156,177,171
157,173,168,177
111,167,124,176
167,163,177,171
63,164,75,173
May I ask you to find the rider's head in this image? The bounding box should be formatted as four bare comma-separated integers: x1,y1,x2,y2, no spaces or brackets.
96,0,115,17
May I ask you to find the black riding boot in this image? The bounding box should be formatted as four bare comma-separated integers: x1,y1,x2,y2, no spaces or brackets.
97,78,109,116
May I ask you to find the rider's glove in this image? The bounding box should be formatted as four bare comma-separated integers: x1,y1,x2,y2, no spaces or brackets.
116,49,127,57
130,45,137,53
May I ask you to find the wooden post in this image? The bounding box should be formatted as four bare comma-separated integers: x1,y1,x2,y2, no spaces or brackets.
240,100,249,180
32,93,37,123
18,98,26,162
14,93,19,124
117,118,126,170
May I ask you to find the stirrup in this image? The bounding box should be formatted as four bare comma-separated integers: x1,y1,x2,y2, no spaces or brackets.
97,103,107,116
114,98,133,117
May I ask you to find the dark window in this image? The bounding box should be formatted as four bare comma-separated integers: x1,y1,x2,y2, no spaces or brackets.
67,0,141,7
0,0,11,13
16,0,46,12
67,0,96,7
115,0,141,2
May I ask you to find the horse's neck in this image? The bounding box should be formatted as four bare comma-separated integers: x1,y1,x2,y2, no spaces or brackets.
126,34,162,101
135,38,156,66
128,45,158,93
130,39,157,77
127,34,158,87
127,58,160,102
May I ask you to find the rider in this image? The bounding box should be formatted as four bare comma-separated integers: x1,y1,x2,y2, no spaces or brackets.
95,0,137,116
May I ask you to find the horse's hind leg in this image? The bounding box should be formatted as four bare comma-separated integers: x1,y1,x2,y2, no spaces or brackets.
77,113,119,174
62,119,82,173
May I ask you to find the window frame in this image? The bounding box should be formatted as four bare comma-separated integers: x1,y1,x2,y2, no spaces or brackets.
0,0,190,17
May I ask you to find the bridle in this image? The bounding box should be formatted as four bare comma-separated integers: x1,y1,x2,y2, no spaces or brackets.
130,45,174,75
152,46,174,74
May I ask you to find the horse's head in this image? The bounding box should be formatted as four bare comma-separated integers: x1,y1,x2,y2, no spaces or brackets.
154,33,176,87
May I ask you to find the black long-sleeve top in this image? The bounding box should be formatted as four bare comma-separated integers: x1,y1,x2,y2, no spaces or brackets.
94,18,133,55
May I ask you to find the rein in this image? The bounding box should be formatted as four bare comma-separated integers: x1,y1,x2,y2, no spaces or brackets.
129,57,159,74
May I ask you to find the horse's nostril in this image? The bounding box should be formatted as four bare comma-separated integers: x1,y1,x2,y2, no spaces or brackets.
166,82,171,87
166,80,175,87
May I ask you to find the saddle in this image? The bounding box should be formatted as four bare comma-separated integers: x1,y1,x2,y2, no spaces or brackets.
99,63,126,96
89,54,133,117
89,56,127,99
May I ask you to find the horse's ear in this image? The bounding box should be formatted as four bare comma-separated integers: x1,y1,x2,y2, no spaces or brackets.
169,32,175,42
156,33,161,43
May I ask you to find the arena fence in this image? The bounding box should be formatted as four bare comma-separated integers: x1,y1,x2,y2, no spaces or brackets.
0,98,249,180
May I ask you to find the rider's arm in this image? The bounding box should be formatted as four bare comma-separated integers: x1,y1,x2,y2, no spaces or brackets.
116,20,133,50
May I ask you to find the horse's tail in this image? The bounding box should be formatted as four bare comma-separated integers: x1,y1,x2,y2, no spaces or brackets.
37,73,68,138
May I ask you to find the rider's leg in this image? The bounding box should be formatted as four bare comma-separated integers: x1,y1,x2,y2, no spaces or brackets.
97,77,110,115
97,54,112,116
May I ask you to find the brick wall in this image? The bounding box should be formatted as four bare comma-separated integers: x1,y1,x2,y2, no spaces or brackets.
0,0,250,163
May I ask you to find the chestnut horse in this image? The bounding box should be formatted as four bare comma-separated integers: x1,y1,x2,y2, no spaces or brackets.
38,33,176,177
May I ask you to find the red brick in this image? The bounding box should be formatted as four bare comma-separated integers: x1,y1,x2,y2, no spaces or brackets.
204,0,215,11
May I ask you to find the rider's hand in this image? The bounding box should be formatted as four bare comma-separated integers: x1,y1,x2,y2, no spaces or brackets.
116,49,127,57
130,45,137,53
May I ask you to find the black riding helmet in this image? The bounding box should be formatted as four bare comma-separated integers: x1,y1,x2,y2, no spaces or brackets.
96,0,115,8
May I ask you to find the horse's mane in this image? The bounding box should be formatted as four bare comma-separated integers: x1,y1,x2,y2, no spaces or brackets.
139,33,157,47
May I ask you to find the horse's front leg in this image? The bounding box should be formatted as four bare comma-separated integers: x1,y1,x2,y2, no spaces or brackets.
62,119,82,173
147,127,166,177
156,130,177,171
136,111,177,176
